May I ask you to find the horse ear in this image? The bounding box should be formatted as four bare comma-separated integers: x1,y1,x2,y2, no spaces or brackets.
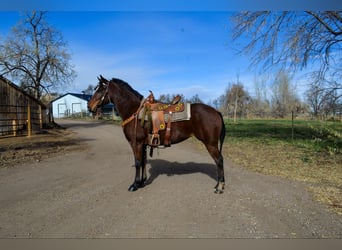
98,75,108,85
103,76,109,84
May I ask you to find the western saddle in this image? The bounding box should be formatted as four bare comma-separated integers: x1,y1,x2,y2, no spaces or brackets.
141,91,184,147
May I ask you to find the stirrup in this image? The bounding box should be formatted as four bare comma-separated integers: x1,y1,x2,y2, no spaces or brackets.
149,134,160,146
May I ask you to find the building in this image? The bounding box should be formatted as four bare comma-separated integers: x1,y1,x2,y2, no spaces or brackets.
51,93,92,118
0,75,48,136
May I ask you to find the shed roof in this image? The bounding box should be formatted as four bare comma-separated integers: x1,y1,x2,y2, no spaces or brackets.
52,92,114,109
52,93,92,102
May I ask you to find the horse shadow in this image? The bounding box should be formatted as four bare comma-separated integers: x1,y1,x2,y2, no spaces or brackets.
145,159,217,186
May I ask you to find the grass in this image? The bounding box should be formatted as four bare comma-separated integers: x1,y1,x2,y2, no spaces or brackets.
222,119,342,215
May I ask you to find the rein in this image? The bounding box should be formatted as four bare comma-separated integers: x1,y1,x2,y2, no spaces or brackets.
121,98,146,148
121,98,146,128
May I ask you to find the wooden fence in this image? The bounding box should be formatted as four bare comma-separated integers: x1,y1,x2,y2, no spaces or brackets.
0,104,43,137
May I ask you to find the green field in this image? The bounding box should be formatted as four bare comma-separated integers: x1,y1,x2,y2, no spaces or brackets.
222,119,342,214
225,119,342,154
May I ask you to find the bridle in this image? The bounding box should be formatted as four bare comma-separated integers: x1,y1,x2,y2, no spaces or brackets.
95,81,146,129
94,81,147,148
95,83,109,107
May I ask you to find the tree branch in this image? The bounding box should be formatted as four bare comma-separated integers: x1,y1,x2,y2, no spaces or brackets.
306,11,342,36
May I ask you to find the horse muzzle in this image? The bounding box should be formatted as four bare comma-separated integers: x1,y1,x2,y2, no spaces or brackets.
87,100,97,113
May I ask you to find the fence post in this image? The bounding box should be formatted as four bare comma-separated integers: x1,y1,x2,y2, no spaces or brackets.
39,105,43,129
27,104,31,137
291,111,294,142
12,119,17,137
112,106,115,120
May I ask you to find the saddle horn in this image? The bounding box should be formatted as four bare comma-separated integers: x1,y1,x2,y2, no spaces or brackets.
147,90,155,102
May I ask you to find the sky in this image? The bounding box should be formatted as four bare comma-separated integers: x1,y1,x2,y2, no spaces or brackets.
0,1,341,103
0,11,251,103
1,0,339,11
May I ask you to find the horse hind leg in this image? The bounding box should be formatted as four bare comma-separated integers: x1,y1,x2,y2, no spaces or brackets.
214,155,225,194
205,144,225,194
140,144,148,186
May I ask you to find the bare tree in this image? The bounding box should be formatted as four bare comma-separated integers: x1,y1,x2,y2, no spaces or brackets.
83,84,95,95
225,83,250,122
232,11,342,74
306,79,326,118
306,72,342,118
251,75,271,117
232,11,342,109
271,71,302,118
0,11,76,100
213,94,226,114
187,94,203,104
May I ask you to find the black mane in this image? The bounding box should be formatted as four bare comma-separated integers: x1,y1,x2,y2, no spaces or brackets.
110,78,144,100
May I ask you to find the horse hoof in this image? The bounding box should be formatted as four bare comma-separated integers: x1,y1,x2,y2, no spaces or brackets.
214,188,224,194
128,183,138,192
214,182,225,194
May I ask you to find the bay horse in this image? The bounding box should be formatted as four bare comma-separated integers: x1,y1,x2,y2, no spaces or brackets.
88,75,226,193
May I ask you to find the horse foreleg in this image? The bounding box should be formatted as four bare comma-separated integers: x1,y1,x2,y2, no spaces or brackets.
128,143,147,192
128,159,142,192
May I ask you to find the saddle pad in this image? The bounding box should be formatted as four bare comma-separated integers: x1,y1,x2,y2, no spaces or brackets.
139,102,191,122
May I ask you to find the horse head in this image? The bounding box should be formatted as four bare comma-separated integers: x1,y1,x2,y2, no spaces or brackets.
88,75,110,112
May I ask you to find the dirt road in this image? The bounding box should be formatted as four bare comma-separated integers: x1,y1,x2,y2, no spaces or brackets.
0,119,341,238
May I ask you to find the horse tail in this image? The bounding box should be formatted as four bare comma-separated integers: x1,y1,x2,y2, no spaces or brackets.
218,112,226,154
